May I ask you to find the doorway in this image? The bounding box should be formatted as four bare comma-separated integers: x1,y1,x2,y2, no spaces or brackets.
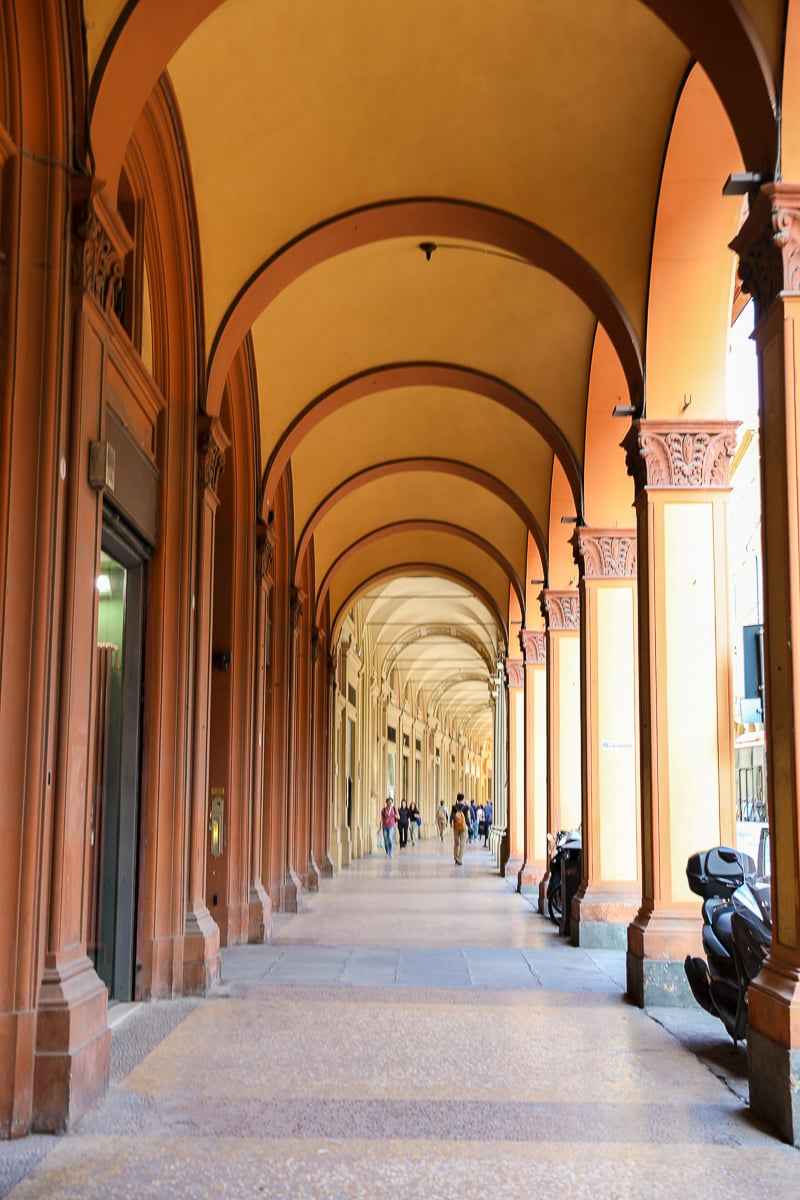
88,524,146,1000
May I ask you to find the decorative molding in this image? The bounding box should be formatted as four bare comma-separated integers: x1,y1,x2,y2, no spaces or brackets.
572,528,637,579
311,626,324,666
256,524,276,587
505,658,524,688
70,202,125,314
197,416,229,497
290,585,306,634
730,184,800,322
520,628,546,664
622,421,738,495
541,589,580,631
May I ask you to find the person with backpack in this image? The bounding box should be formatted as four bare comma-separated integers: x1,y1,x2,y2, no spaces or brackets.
450,792,470,866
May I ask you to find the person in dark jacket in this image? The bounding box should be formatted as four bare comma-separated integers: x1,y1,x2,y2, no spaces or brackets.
483,800,493,847
397,800,411,849
449,792,470,865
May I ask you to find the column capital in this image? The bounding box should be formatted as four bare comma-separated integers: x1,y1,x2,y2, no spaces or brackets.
70,182,131,314
505,657,524,689
520,628,546,664
622,420,738,497
290,585,306,635
540,589,580,631
311,625,325,666
197,415,230,499
255,522,277,589
730,183,800,322
571,527,637,579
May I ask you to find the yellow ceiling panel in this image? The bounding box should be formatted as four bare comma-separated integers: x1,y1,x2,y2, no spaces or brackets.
167,0,687,346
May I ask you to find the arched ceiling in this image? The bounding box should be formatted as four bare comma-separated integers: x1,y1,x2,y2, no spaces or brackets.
83,0,783,747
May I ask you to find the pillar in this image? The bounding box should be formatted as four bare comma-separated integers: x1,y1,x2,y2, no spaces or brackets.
248,525,275,942
283,586,306,910
504,658,525,879
538,590,581,912
623,420,737,1007
183,417,227,993
732,184,800,1144
570,530,641,948
518,630,547,893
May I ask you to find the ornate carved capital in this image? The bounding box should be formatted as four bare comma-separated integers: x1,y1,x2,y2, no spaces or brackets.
731,184,800,322
541,589,580,631
520,628,546,664
70,200,126,314
622,421,738,496
290,585,306,634
197,416,230,498
505,657,524,689
327,649,338,689
256,523,277,588
572,527,637,579
311,626,324,666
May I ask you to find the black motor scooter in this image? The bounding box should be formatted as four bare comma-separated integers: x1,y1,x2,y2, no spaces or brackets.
545,829,581,925
683,845,771,1043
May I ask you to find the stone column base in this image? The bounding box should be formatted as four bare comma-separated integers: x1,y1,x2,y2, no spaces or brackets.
142,934,184,999
33,956,110,1133
0,1008,36,1137
517,859,545,895
747,958,800,1145
306,858,322,892
537,870,551,915
248,881,272,943
282,867,304,913
504,855,523,882
321,852,336,878
626,906,701,1007
571,885,641,949
183,906,221,995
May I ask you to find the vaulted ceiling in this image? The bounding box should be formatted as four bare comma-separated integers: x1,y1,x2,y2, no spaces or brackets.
82,0,782,745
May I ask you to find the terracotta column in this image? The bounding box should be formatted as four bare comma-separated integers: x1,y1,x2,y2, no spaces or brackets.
505,658,525,878
518,629,547,893
322,650,337,876
248,525,275,942
538,590,581,912
283,585,305,910
732,185,800,1144
570,530,641,948
623,420,736,1006
307,626,325,890
183,417,228,992
491,663,509,868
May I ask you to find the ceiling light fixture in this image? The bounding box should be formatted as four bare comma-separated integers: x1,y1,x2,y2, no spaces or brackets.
418,242,437,262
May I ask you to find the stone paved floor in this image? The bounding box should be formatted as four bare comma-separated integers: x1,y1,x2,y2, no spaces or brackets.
2,836,799,1198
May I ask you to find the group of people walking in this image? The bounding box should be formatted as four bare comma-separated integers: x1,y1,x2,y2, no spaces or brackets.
378,798,421,857
380,794,493,863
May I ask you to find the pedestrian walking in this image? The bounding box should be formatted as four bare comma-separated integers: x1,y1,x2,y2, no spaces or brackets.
397,800,411,849
450,792,470,865
379,797,399,857
483,800,493,847
436,801,448,840
409,800,421,844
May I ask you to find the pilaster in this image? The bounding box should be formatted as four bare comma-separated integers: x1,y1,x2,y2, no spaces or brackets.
538,589,581,915
569,529,641,948
282,585,306,911
504,657,525,880
248,524,275,943
518,629,547,893
183,417,228,992
732,184,800,1144
622,420,736,1008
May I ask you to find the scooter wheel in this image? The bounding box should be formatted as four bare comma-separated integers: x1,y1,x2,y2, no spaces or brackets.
548,885,562,924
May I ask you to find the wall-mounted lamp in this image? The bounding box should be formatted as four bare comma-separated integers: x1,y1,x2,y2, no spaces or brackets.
96,573,112,597
612,405,638,418
560,515,577,525
722,172,767,197
212,650,232,672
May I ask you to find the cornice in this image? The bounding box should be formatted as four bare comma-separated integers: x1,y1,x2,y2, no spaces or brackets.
730,184,800,322
622,421,738,495
572,528,637,579
505,658,524,689
520,628,546,664
541,589,580,631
